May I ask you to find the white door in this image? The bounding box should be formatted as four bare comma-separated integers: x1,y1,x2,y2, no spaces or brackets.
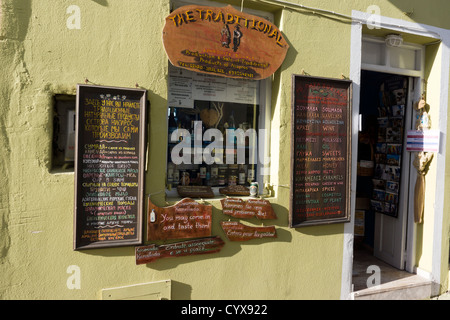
373,77,414,270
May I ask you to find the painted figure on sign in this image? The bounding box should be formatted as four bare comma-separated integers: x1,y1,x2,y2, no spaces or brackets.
233,24,242,52
221,24,231,48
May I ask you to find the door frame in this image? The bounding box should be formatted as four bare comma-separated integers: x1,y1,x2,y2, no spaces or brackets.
342,10,450,299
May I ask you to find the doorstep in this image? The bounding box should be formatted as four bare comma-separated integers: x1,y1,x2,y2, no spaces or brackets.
351,274,432,300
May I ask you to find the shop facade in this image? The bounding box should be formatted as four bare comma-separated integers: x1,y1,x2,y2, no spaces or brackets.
1,0,450,300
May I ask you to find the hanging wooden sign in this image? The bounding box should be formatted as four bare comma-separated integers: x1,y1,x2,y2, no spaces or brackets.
162,5,289,80
220,198,277,220
219,185,250,196
147,198,212,241
220,221,277,241
177,185,215,198
135,236,225,264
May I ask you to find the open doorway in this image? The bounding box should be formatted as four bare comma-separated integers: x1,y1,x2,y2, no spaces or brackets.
352,70,414,292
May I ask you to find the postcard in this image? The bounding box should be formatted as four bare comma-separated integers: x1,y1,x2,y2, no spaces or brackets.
386,181,399,193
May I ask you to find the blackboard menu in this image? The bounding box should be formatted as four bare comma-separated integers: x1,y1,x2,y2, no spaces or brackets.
74,85,147,250
290,75,352,227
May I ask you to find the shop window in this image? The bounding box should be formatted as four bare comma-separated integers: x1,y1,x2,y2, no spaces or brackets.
51,94,76,171
166,64,268,197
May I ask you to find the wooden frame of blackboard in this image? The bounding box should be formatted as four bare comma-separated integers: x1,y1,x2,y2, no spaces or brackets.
289,75,352,228
73,84,147,250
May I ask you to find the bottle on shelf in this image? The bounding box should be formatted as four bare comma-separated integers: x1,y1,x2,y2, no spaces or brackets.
168,108,177,142
167,162,174,185
210,164,218,186
238,164,246,185
247,165,255,184
218,165,228,186
173,165,180,186
227,111,236,146
199,164,207,184
228,164,238,186
205,166,211,186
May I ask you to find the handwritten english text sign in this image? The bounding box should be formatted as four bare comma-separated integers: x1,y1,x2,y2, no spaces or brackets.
220,198,277,220
147,198,212,241
220,221,277,241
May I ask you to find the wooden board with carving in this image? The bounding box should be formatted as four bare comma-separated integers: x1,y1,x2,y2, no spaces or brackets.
219,185,250,196
147,198,212,241
135,236,225,264
220,198,277,220
162,5,289,80
220,221,277,241
177,186,215,198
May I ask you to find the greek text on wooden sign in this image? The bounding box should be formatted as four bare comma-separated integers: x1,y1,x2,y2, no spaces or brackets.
135,236,225,264
290,75,352,228
162,5,289,80
147,198,212,241
74,85,147,250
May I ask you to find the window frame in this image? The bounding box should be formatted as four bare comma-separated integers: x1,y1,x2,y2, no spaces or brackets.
165,68,271,198
164,0,275,198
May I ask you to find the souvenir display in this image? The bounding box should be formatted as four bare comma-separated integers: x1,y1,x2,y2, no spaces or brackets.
370,77,407,218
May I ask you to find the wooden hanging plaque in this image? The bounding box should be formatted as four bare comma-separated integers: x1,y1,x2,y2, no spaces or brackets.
177,185,215,198
162,5,289,80
219,185,250,196
147,198,212,241
220,221,277,241
135,236,225,264
220,198,277,220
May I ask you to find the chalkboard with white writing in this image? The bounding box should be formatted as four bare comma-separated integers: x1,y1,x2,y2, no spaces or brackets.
74,84,147,250
290,75,352,228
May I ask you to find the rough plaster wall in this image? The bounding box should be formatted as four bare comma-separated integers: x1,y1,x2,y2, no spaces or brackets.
0,0,32,298
3,0,449,300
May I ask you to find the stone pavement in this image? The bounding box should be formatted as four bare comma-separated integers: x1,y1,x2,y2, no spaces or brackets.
432,292,450,300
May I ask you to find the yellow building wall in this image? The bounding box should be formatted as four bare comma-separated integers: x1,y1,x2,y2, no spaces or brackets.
1,0,450,299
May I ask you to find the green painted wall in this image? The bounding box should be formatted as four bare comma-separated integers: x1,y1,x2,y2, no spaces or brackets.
1,0,450,300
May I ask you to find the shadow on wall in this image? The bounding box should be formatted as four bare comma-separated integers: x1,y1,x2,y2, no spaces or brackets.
92,0,108,7
171,280,193,300
1,0,31,41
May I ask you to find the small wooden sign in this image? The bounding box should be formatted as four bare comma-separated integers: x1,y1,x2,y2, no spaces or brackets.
220,198,277,220
177,186,215,198
220,221,277,241
147,198,212,241
135,236,225,264
219,185,250,196
162,5,289,80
